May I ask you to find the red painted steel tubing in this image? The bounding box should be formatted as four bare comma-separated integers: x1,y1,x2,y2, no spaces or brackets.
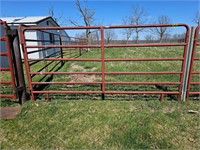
31,82,102,85
188,92,200,95
0,81,12,84
30,72,102,75
28,58,102,61
0,21,17,99
177,23,190,100
0,68,10,71
105,82,180,85
30,81,180,85
32,90,180,95
104,43,186,47
0,94,17,98
101,26,106,95
21,23,189,31
19,24,35,100
104,24,189,29
186,25,200,99
19,24,190,100
24,43,186,49
0,52,8,56
0,37,6,41
24,45,101,49
29,71,182,75
27,58,184,62
190,82,200,84
104,91,179,95
105,58,184,61
33,91,103,94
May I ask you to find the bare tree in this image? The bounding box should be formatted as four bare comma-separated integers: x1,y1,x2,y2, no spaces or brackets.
172,33,185,43
152,15,171,42
193,11,200,25
69,0,95,44
145,34,155,43
122,16,134,44
48,6,63,23
130,5,148,43
105,29,117,44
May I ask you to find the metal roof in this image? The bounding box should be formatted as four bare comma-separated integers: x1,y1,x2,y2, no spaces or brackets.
0,16,52,25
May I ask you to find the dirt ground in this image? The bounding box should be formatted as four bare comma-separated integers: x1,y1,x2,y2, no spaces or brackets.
0,106,22,119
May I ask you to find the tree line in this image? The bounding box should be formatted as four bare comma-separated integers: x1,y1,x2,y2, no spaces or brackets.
49,0,200,44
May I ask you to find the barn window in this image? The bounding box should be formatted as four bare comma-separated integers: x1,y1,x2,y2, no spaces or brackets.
49,33,55,43
46,21,49,26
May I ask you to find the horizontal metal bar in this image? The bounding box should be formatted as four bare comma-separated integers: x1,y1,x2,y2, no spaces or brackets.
28,58,102,61
105,82,180,85
23,26,102,31
0,94,17,98
22,23,188,31
106,72,182,75
31,81,180,85
31,82,101,85
27,58,184,62
30,72,102,75
0,52,8,56
190,82,200,84
194,58,200,60
105,43,186,47
33,90,102,94
188,92,200,95
105,58,184,61
192,71,200,74
0,37,6,41
0,68,10,71
0,81,12,84
24,43,186,49
104,91,179,94
29,71,182,75
25,45,101,49
32,90,179,95
104,24,189,29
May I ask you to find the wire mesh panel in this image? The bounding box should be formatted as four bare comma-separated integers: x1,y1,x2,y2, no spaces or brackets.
187,25,200,100
19,24,190,101
0,20,17,99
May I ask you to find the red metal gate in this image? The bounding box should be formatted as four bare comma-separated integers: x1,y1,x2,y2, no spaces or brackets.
186,25,200,99
19,24,190,101
0,20,17,99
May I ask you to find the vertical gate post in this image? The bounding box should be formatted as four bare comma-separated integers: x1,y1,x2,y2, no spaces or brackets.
12,33,27,104
186,25,200,100
7,28,27,104
59,35,64,66
181,27,195,101
101,26,105,100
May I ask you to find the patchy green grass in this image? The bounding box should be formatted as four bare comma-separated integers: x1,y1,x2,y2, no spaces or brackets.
0,100,199,149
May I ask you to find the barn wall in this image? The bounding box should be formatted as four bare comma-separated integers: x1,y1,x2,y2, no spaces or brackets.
0,23,9,68
37,19,61,58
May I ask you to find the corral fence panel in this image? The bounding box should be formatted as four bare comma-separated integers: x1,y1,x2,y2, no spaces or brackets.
186,25,200,99
19,24,191,101
0,20,17,99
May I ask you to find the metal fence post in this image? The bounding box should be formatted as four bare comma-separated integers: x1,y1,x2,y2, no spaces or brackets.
181,27,195,101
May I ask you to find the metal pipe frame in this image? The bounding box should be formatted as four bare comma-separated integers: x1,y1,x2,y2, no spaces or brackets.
0,21,17,99
19,24,190,101
186,25,200,99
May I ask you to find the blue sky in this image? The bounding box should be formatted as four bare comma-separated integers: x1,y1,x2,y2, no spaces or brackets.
0,0,199,27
